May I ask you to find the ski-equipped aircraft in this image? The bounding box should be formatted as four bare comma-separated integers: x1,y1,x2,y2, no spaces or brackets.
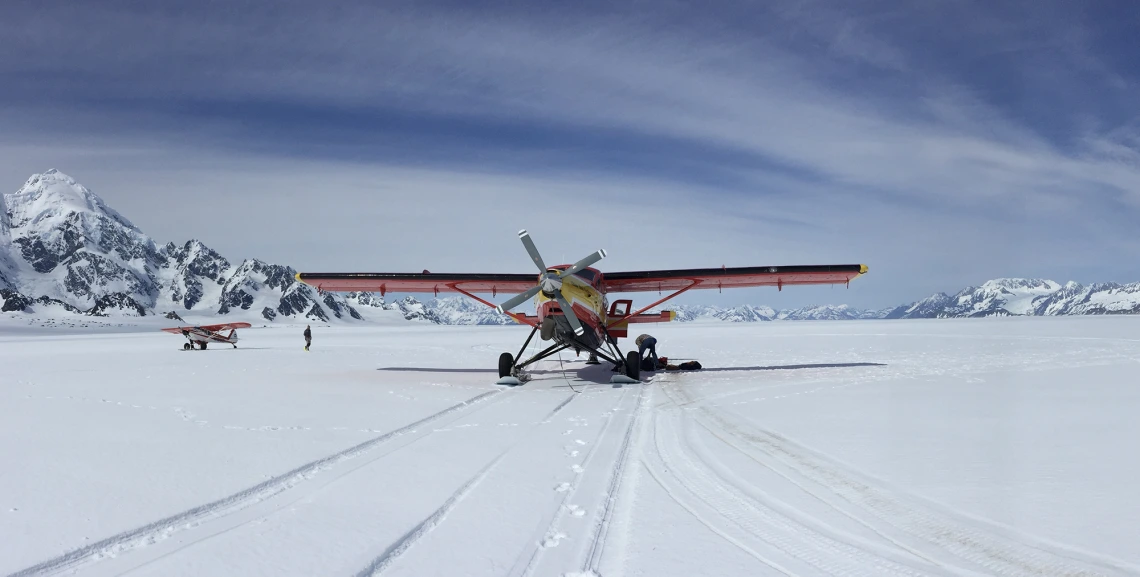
297,230,866,382
162,322,252,350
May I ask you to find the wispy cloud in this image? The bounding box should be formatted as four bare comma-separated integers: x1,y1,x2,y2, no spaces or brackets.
2,1,1138,307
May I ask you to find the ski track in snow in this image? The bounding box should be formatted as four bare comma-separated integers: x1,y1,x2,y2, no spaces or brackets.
353,390,582,576
649,382,940,577
507,384,639,577
351,454,508,577
577,383,649,575
6,321,1140,576
6,389,507,577
648,379,1137,577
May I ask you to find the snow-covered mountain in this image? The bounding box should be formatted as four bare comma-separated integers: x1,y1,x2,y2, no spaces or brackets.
0,170,369,322
885,279,1140,319
5,170,1140,325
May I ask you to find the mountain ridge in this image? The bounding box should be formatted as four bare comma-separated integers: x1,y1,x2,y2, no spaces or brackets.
3,170,1139,325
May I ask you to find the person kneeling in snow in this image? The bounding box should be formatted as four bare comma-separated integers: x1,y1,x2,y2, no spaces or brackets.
635,333,659,370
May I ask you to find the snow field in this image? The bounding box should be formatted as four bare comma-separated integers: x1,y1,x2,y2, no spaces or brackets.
2,316,1140,576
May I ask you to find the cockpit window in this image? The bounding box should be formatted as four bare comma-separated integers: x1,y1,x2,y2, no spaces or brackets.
550,266,599,285
573,268,598,283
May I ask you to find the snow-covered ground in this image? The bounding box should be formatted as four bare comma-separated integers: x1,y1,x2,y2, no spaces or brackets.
2,316,1139,577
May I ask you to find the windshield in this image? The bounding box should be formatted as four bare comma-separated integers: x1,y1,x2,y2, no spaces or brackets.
550,266,598,285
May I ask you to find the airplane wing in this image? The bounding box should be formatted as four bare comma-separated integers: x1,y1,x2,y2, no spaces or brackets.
601,264,867,293
294,272,537,295
161,322,253,333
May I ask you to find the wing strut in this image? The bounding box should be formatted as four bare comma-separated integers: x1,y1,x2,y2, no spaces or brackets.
606,279,701,328
451,285,540,327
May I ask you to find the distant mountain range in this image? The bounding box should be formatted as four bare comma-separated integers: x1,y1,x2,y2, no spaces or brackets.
2,170,1139,325
655,277,1140,321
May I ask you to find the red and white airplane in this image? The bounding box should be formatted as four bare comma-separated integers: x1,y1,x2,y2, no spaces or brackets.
162,322,252,350
297,230,866,382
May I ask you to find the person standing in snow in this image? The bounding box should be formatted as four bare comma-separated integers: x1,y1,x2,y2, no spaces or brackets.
304,325,312,351
635,333,658,369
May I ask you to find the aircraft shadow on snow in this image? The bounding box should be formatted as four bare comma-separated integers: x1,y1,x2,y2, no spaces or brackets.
377,362,886,383
699,362,886,372
378,363,619,385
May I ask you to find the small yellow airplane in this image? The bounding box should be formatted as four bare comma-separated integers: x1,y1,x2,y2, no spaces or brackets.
298,230,866,382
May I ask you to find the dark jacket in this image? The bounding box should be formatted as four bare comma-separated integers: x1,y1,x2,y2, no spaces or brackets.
303,328,312,340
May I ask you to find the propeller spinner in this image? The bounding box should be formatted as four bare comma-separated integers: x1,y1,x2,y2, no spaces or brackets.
495,229,606,337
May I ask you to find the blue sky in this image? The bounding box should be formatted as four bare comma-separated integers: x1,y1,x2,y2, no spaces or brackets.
2,0,1139,309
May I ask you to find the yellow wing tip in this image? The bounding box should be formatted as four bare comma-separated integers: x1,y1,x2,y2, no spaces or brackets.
295,272,303,283
859,264,868,274
668,310,678,321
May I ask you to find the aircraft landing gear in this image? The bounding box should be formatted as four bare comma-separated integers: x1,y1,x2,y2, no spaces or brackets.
183,342,192,350
625,351,640,381
498,352,514,378
585,353,600,365
199,341,208,350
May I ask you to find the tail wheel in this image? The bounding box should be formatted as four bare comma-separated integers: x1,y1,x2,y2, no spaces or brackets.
625,351,640,381
498,352,515,378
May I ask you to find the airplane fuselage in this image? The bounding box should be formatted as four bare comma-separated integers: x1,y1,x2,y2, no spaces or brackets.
534,266,609,351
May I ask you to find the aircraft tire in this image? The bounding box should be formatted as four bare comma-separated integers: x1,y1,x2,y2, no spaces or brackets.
183,343,191,350
498,352,514,378
625,351,640,381
200,342,208,350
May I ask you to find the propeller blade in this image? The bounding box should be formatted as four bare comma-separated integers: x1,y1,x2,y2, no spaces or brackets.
555,294,585,336
495,285,542,314
561,249,607,278
518,229,547,273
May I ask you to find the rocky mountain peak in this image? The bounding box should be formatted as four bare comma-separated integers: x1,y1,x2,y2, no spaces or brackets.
977,278,1061,293
1,171,363,322
7,169,137,231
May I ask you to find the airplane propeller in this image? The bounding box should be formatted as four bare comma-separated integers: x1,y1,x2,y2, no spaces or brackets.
495,229,606,337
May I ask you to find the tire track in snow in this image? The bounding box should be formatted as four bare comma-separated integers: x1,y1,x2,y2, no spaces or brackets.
577,383,648,574
351,454,507,577
656,382,940,577
639,457,795,577
352,391,579,576
508,386,631,577
7,389,506,577
691,393,1137,577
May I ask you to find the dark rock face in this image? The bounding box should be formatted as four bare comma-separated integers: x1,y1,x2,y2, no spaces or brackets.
165,240,231,310
88,293,148,317
218,289,255,313
14,236,65,274
261,307,277,321
164,310,185,322
276,288,312,318
33,295,82,313
305,303,329,322
322,292,362,319
1,289,32,312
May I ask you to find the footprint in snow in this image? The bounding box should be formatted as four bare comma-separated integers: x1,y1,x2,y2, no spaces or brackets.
555,482,572,493
570,464,583,473
565,504,586,517
574,439,586,445
540,531,567,548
